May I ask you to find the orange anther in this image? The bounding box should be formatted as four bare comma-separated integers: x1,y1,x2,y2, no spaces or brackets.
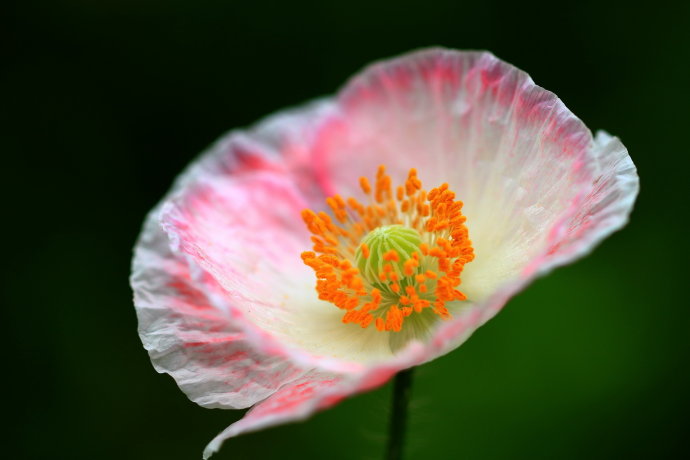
429,247,446,258
383,250,399,262
371,288,382,303
359,176,371,194
403,258,418,276
360,314,374,328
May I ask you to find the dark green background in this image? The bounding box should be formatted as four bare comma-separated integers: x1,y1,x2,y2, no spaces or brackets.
4,1,689,459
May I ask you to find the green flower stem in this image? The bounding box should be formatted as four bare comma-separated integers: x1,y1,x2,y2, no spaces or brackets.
385,367,414,460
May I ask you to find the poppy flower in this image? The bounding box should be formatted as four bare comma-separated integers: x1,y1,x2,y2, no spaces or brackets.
131,48,638,458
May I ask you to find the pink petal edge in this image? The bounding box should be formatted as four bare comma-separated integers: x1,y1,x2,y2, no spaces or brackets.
131,201,311,409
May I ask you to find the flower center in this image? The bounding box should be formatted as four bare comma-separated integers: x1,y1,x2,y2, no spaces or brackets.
301,166,474,333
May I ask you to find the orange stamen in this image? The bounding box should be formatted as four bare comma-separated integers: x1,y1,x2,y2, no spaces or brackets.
300,166,474,333
360,243,370,259
383,249,399,262
359,177,371,195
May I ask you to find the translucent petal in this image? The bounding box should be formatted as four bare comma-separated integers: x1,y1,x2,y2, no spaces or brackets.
132,48,638,457
131,208,308,408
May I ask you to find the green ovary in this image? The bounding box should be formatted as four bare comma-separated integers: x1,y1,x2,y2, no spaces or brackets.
354,225,422,285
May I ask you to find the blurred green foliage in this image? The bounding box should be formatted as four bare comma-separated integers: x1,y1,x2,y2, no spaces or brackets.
3,0,689,459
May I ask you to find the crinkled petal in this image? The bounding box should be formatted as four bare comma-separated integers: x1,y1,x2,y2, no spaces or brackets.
160,169,314,343
131,103,335,407
132,208,308,408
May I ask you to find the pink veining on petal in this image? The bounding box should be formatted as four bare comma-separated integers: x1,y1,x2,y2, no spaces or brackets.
131,214,308,409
